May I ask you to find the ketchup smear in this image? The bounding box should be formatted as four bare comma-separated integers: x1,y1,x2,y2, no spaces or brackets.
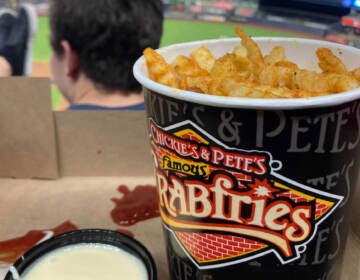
111,185,159,226
0,185,158,264
0,221,78,264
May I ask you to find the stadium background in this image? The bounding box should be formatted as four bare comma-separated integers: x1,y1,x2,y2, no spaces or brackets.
0,0,317,109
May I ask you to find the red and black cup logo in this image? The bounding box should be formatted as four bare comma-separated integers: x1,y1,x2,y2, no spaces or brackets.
145,89,360,280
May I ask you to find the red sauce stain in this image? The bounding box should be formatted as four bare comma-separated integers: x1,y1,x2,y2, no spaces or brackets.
111,185,159,226
0,221,78,263
0,185,158,264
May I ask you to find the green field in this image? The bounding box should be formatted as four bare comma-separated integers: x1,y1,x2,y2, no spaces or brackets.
34,17,296,61
33,17,297,108
33,16,51,61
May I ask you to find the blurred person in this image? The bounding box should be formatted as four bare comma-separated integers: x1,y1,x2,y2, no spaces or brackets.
49,0,164,110
0,3,37,76
0,56,11,76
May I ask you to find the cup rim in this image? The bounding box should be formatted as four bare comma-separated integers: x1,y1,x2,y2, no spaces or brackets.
133,37,360,110
4,229,157,280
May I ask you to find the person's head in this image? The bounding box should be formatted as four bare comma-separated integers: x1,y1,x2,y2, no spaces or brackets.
49,0,163,102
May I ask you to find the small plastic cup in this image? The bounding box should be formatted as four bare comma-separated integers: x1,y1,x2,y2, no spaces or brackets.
4,229,156,280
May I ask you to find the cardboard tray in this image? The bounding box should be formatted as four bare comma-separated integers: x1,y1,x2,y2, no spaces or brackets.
0,78,359,279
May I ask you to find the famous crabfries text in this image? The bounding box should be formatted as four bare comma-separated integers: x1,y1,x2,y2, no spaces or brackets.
143,27,360,98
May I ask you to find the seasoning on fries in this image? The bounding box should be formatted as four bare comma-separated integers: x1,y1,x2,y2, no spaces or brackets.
143,27,360,98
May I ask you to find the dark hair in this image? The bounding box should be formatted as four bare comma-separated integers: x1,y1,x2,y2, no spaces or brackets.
50,0,163,93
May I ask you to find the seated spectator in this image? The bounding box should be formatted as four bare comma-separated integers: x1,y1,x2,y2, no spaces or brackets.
0,0,164,110
51,0,164,110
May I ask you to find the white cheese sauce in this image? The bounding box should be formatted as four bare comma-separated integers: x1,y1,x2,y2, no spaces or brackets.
19,243,148,280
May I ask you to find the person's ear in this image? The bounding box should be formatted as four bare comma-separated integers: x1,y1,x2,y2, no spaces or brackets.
60,40,80,78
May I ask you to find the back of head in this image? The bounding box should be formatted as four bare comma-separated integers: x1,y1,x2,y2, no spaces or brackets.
50,0,163,93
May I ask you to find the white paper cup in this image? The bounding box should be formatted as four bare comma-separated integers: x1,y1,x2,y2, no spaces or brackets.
134,37,360,280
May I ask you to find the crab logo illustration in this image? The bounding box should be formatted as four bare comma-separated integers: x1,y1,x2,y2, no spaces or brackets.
150,120,343,269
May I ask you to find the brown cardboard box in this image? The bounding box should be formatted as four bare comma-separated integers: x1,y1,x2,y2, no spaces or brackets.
0,78,359,280
0,78,167,279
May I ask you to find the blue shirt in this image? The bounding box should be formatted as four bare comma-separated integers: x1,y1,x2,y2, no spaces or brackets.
68,103,145,110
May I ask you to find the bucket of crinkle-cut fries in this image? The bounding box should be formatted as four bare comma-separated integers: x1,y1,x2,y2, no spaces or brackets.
133,27,360,280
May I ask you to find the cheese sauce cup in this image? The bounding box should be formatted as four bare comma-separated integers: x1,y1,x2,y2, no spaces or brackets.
133,38,360,280
4,229,156,280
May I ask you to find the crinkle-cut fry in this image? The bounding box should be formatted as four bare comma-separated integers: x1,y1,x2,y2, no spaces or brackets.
144,27,360,98
172,55,209,77
172,55,211,91
143,48,179,87
190,46,216,72
233,45,248,58
232,45,260,79
274,60,299,70
256,62,358,93
264,46,286,65
235,27,264,66
223,78,274,98
182,75,213,93
210,53,253,80
257,65,295,89
294,70,359,93
223,77,323,99
316,48,348,74
209,53,254,95
351,67,360,82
